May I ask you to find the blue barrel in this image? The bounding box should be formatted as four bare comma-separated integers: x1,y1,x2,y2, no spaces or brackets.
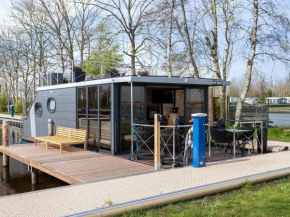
192,113,207,168
10,105,14,117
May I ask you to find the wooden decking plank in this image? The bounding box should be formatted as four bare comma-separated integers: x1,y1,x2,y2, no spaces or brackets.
0,144,154,184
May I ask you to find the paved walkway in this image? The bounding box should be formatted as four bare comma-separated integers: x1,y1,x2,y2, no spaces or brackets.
0,151,290,217
268,140,290,152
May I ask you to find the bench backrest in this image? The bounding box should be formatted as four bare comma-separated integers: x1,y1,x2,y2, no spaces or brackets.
56,127,87,142
70,128,87,142
56,127,70,138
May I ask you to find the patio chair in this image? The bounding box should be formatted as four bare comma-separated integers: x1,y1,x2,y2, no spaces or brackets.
237,127,256,154
210,128,233,156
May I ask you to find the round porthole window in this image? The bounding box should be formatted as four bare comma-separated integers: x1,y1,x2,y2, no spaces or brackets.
47,98,56,113
35,103,43,117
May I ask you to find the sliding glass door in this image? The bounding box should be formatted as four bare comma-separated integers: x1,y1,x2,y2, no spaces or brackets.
120,85,145,152
88,87,98,148
77,85,111,152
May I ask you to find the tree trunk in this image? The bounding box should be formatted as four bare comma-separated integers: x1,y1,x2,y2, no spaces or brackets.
220,86,226,120
235,0,258,121
167,0,175,77
180,0,199,78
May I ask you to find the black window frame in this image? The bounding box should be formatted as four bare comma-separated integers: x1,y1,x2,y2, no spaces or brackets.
47,97,56,114
35,102,43,117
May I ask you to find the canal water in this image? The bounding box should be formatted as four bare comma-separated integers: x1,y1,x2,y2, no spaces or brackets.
269,113,290,127
0,126,66,197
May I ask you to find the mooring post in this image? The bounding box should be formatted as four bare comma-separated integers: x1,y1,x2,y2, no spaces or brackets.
31,167,39,185
154,114,161,170
2,167,10,183
2,120,9,167
48,119,54,136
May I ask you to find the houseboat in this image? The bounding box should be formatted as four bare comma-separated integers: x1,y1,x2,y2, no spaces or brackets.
23,75,229,155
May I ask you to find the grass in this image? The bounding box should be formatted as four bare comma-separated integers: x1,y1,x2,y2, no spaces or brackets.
268,127,290,142
269,107,290,112
121,176,290,217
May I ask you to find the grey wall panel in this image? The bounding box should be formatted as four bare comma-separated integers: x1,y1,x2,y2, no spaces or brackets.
23,87,77,137
23,117,31,136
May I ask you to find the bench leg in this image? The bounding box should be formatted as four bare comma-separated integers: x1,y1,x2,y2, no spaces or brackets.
60,144,62,153
35,139,37,146
46,142,49,149
84,142,87,151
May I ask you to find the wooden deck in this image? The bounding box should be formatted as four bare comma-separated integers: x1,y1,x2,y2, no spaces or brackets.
0,144,154,184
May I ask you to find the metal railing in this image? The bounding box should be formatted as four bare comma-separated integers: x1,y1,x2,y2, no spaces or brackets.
130,123,192,167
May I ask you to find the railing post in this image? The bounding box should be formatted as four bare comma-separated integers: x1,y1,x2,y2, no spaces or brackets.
154,114,161,170
233,124,236,159
172,127,175,167
2,121,9,167
261,121,264,154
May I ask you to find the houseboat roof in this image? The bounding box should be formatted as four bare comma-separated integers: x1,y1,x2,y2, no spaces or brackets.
38,75,230,91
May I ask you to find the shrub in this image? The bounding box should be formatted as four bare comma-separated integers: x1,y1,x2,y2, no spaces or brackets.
15,98,23,113
0,94,8,112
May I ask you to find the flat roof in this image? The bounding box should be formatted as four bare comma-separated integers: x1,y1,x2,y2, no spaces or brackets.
37,76,230,91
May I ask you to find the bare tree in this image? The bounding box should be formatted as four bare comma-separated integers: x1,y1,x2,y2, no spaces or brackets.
235,0,290,120
91,0,155,75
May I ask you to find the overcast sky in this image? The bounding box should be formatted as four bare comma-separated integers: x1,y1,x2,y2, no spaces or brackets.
0,0,10,23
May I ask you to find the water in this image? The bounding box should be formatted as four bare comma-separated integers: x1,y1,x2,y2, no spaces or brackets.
269,113,290,127
0,126,67,197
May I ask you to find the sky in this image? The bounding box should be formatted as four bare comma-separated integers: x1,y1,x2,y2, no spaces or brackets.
0,0,10,23
0,0,289,83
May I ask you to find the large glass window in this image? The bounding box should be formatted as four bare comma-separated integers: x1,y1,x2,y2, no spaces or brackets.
121,86,145,151
186,88,204,122
77,88,87,130
88,87,98,148
99,85,111,151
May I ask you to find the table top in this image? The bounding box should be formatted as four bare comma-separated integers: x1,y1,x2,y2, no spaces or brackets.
226,129,253,133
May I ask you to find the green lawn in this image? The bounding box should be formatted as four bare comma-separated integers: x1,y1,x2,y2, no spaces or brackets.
269,107,290,112
268,127,290,142
121,176,290,217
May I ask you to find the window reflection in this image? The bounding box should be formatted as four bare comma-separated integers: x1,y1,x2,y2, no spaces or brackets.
77,88,87,130
88,87,98,147
99,85,111,151
186,88,204,122
121,86,145,151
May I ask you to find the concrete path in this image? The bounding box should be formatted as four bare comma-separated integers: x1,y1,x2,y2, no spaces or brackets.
268,140,290,152
0,151,290,217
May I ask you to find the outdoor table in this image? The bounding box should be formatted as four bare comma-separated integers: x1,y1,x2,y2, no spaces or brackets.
226,129,252,158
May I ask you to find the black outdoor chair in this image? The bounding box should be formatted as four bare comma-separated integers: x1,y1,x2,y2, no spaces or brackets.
237,127,256,155
210,128,233,155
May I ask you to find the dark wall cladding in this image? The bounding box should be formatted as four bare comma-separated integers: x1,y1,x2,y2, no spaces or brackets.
23,87,77,137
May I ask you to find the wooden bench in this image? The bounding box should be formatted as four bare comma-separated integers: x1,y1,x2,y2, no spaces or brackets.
34,127,87,153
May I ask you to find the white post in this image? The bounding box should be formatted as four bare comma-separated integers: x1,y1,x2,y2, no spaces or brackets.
131,82,134,160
